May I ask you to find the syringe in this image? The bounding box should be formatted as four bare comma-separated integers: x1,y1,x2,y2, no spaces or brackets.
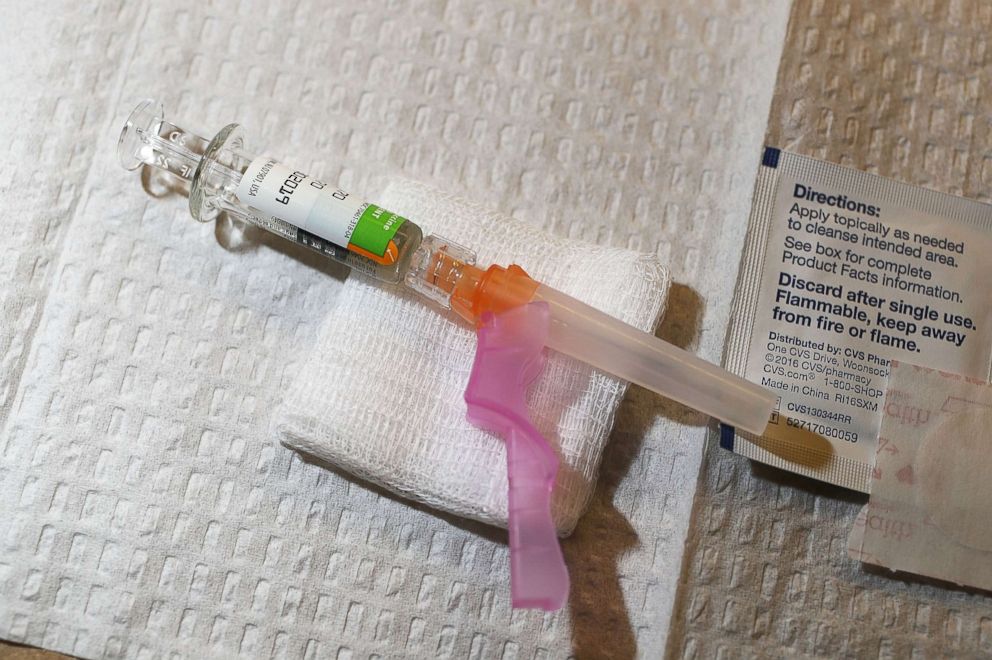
118,99,423,283
118,100,775,435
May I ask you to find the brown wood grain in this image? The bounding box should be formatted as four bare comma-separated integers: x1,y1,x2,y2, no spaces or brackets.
0,641,73,659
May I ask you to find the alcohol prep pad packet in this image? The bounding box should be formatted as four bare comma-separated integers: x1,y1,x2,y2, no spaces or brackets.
724,148,992,492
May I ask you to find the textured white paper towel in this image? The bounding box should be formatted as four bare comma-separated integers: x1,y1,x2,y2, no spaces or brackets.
0,0,133,435
669,1,992,657
0,0,790,657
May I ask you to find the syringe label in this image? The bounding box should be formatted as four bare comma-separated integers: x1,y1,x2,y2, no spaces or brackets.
236,156,405,258
296,228,345,257
351,204,405,257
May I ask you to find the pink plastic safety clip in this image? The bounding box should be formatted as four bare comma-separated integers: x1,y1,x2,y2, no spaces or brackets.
464,301,569,610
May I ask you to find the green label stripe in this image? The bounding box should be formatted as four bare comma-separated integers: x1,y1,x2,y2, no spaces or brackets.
349,204,407,256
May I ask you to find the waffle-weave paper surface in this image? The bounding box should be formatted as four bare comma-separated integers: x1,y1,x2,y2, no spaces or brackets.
0,0,789,657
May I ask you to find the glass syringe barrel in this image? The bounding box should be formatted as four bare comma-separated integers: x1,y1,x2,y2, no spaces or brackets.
118,100,422,283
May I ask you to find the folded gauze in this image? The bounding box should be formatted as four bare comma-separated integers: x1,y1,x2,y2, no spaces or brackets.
275,180,671,534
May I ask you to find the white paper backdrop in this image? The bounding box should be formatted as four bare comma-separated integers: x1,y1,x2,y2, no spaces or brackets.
0,0,790,657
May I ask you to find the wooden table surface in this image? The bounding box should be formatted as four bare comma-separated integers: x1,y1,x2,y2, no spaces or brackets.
0,642,71,659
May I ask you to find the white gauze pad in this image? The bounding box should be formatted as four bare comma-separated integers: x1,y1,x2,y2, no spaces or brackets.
274,179,671,535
